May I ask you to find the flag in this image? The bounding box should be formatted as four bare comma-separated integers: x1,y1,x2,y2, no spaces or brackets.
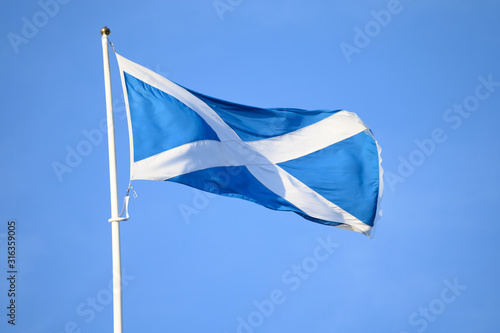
116,53,383,236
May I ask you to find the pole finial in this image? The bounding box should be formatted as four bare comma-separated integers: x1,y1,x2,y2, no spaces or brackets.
100,26,110,36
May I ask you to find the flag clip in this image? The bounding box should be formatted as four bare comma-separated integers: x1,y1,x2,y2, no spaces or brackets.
108,184,137,222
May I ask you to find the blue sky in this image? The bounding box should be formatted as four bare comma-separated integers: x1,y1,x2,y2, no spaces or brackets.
1,0,499,332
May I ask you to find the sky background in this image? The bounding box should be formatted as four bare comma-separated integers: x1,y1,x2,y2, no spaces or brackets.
1,0,499,332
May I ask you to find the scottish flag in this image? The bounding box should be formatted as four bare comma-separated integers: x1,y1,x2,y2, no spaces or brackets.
116,54,383,236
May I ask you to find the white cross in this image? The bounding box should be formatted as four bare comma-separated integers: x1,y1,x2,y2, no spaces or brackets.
118,54,378,235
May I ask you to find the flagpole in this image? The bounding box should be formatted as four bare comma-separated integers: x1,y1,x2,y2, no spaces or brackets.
100,26,123,333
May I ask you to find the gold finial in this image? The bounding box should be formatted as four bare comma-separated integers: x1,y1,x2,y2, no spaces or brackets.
100,26,110,36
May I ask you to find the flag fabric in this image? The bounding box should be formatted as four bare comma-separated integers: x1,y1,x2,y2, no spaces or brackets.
116,53,383,236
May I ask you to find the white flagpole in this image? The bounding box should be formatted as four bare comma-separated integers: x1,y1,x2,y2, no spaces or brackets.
100,26,123,333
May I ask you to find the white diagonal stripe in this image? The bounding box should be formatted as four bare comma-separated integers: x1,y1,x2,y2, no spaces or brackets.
132,140,270,180
245,164,371,234
246,111,367,164
117,53,239,141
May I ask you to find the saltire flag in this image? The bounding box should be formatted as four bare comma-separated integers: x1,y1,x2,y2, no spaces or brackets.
116,53,383,236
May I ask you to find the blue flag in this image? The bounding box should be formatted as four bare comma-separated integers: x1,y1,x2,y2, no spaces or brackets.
117,54,383,236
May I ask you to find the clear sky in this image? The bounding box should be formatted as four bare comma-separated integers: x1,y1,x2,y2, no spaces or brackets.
1,0,499,332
